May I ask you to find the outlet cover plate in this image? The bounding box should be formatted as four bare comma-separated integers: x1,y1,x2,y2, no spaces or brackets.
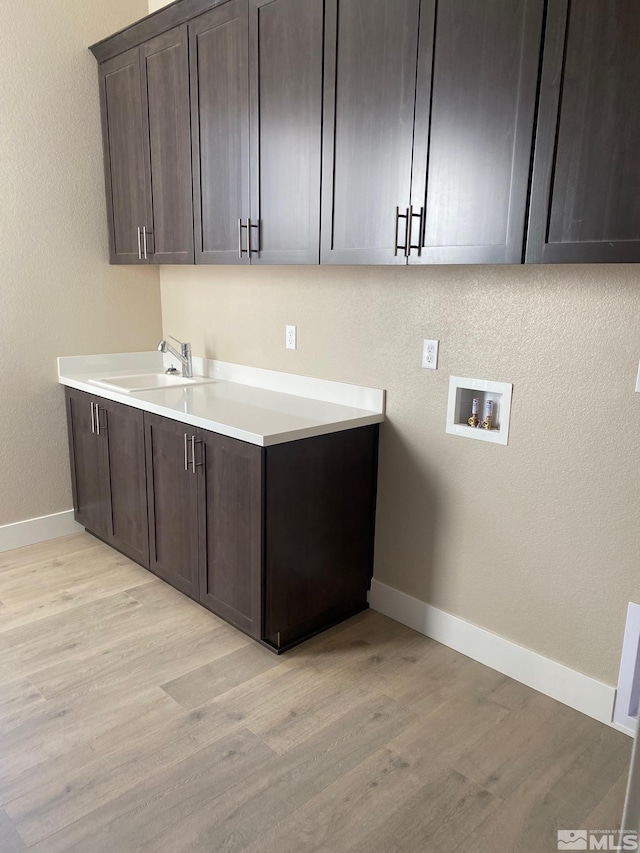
286,325,297,350
422,339,439,369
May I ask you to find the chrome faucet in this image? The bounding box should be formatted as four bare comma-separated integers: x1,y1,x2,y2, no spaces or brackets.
158,336,193,378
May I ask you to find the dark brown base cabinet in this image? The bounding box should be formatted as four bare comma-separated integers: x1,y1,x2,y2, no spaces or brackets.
66,389,379,652
65,388,149,567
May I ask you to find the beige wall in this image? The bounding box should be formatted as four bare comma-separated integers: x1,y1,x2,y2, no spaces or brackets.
147,0,639,689
159,263,640,686
0,1,162,526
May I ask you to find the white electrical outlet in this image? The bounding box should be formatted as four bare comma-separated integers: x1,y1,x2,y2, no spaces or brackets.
422,339,439,369
286,325,297,350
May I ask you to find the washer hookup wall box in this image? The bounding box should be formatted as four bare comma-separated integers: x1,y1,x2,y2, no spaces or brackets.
446,376,513,446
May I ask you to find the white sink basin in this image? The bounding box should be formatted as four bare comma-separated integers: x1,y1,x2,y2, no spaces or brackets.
88,373,215,393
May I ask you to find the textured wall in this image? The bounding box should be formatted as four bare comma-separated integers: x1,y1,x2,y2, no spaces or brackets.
159,263,640,685
0,0,162,525
154,0,640,687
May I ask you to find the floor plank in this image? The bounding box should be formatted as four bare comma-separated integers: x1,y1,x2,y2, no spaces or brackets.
0,808,25,852
0,533,630,853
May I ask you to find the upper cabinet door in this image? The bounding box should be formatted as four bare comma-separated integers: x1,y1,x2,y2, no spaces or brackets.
140,26,194,264
410,0,544,265
248,0,323,265
99,49,150,264
190,1,251,265
321,0,421,264
527,0,640,263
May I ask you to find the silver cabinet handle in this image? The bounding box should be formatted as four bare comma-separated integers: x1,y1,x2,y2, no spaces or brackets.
95,405,101,436
184,433,189,472
143,226,148,261
137,226,142,261
394,207,410,257
189,436,203,474
407,206,424,258
238,219,244,258
90,402,95,434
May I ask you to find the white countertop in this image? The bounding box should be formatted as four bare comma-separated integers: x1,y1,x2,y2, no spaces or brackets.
58,353,385,447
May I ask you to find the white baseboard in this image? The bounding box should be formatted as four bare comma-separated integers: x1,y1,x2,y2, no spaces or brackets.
368,579,620,731
0,510,83,553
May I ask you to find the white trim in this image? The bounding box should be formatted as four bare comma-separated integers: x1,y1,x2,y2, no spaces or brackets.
368,579,619,731
613,602,640,735
0,511,83,553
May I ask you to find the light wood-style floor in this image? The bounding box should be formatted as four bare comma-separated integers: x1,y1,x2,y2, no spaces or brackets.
0,533,630,852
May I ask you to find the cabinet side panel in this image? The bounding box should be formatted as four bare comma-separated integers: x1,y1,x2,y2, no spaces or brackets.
199,431,262,638
548,0,640,245
250,0,323,264
265,426,378,641
103,401,149,567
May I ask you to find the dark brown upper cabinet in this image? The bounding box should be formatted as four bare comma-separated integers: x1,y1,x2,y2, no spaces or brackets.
98,26,194,264
410,0,544,265
527,0,640,263
190,1,250,265
321,0,421,265
99,49,150,265
248,0,324,264
321,0,544,265
91,0,640,267
190,0,323,265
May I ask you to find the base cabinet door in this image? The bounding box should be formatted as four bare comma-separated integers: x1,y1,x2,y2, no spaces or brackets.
145,413,200,600
65,388,110,539
198,429,263,638
101,399,149,567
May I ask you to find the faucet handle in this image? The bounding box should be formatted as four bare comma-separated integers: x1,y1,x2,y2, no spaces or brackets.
168,334,190,355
